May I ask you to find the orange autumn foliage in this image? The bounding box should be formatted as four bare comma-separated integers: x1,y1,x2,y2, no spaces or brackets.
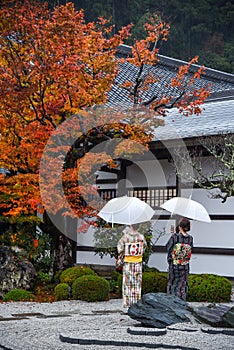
0,1,210,226
0,1,131,220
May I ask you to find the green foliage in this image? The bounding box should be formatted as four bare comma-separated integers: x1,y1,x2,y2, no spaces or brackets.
53,270,63,285
72,275,110,302
117,272,123,295
60,266,96,286
93,224,123,260
138,222,153,268
108,270,122,295
188,274,232,303
144,266,160,273
0,207,57,275
3,289,35,302
30,232,54,273
142,271,167,295
0,221,36,252
54,283,70,301
70,0,234,73
36,272,50,286
0,219,54,274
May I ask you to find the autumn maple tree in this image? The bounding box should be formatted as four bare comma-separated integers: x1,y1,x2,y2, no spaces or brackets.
0,0,210,271
0,0,131,267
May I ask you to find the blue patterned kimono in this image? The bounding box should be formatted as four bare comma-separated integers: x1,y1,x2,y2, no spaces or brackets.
166,232,193,301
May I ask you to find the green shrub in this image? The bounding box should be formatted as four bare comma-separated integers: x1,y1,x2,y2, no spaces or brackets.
117,272,123,295
3,289,35,302
36,271,50,286
60,266,96,286
143,266,160,273
113,270,167,297
108,270,122,296
142,271,167,295
54,283,70,301
53,270,63,285
72,275,110,302
188,274,232,303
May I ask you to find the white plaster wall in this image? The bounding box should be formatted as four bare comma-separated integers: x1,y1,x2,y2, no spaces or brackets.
189,220,234,248
151,219,175,245
76,251,116,265
190,254,234,276
77,225,118,248
127,159,176,187
96,171,117,180
77,226,96,246
198,155,230,178
148,252,234,277
181,188,234,215
179,188,234,249
148,252,168,272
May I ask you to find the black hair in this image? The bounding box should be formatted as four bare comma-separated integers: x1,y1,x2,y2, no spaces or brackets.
178,217,190,232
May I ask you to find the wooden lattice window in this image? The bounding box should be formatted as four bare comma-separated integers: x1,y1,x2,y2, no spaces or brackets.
127,187,177,209
98,189,117,201
96,187,177,209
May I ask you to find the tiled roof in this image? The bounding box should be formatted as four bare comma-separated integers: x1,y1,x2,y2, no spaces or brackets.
108,45,234,105
152,99,234,141
116,44,234,88
106,44,234,140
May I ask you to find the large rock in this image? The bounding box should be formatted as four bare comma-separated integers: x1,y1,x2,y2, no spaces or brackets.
189,303,234,328
0,246,37,299
128,292,190,328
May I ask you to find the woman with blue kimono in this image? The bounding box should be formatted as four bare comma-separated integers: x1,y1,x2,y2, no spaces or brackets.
166,217,193,301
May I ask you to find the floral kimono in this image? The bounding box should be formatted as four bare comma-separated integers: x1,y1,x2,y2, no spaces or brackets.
166,231,193,301
117,227,146,307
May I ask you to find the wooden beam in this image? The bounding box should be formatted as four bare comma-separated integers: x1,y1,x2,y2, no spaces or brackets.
153,245,234,255
77,245,234,256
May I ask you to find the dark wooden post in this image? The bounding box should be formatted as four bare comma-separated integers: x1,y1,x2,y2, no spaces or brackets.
116,159,127,197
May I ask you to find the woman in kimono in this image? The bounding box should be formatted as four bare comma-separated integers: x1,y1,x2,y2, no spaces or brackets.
117,224,146,308
166,217,193,301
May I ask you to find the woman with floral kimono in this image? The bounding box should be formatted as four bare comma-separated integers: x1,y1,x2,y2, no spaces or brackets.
166,217,193,301
117,224,146,308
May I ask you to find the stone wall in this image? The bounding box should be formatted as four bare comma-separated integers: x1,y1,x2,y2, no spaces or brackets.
0,246,37,298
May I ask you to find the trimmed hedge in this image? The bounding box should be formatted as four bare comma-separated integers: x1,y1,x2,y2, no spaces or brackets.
72,275,110,302
60,266,96,286
115,270,231,303
108,270,122,296
142,271,167,295
115,270,167,297
36,272,50,286
55,283,70,301
188,273,232,303
3,289,35,302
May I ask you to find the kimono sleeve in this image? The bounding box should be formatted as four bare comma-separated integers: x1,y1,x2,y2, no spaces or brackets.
117,234,125,254
190,235,194,248
166,234,176,264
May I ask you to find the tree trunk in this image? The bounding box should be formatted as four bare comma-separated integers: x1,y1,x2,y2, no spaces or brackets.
53,233,73,271
39,211,74,275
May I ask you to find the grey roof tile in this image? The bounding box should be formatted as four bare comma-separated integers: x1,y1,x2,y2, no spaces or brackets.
106,45,234,140
153,99,234,140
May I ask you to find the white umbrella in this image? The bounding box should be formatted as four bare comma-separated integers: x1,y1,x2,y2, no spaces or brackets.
160,196,211,223
98,195,155,225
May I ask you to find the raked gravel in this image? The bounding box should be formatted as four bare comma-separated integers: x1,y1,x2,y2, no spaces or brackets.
0,298,234,350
